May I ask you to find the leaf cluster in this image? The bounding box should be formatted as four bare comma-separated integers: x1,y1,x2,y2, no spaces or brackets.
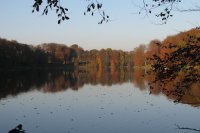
84,0,110,24
140,0,182,24
32,0,69,24
32,0,109,24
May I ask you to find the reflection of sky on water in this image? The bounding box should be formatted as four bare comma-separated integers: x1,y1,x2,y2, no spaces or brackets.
0,83,200,133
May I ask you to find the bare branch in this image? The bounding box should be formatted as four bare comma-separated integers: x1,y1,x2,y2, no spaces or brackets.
175,124,200,132
138,0,181,24
176,8,200,12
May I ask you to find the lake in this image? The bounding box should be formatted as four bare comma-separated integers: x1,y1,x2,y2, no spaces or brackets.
0,69,200,133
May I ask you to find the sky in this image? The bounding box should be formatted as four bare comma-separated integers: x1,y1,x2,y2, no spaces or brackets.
0,0,200,51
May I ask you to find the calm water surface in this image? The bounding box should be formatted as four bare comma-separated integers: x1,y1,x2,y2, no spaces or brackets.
0,69,199,133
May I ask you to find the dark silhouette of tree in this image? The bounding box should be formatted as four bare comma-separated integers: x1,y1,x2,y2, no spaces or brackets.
0,38,81,68
0,38,48,67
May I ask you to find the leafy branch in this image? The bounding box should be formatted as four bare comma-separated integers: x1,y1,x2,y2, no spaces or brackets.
32,0,109,24
138,0,181,24
84,0,110,24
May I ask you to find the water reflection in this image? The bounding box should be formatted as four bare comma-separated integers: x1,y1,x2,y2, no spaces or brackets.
0,68,132,98
145,70,200,107
0,67,199,107
0,68,200,133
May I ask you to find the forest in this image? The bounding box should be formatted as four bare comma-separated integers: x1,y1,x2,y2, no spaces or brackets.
0,28,199,71
0,28,199,105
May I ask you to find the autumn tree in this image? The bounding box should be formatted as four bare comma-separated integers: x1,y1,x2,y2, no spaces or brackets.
89,49,98,67
145,40,161,65
148,29,200,103
133,45,146,67
110,50,120,72
0,38,48,67
39,43,78,65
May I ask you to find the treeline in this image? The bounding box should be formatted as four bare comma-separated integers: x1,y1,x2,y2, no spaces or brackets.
0,38,142,69
0,39,82,68
0,28,199,71
0,39,47,67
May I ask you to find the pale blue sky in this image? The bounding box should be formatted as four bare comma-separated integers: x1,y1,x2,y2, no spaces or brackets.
0,0,200,50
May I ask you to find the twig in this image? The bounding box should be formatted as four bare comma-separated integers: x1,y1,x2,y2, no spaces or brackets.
175,124,200,132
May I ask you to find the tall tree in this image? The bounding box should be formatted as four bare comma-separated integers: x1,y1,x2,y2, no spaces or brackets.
133,45,146,67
